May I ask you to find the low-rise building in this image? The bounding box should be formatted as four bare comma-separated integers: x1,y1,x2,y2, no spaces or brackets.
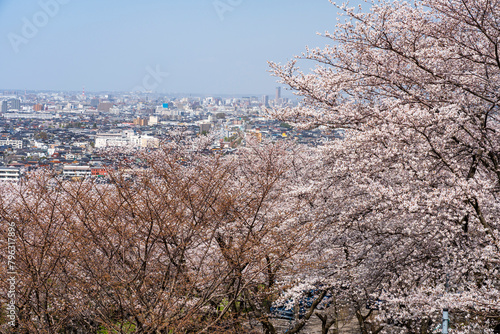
0,167,20,182
63,165,91,178
95,131,159,149
0,139,23,149
91,167,108,177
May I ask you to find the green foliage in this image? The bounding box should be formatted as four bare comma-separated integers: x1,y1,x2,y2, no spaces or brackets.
97,322,136,334
34,131,50,140
280,122,292,129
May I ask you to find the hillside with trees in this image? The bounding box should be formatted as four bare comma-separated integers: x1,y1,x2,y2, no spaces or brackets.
1,0,500,332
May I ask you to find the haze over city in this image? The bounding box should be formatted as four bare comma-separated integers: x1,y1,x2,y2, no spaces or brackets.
0,0,341,95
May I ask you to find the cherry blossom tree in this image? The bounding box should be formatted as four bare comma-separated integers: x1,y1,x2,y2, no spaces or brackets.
0,172,86,334
0,139,316,334
270,0,500,331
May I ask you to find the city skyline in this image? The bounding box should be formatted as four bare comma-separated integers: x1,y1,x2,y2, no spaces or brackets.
0,87,295,100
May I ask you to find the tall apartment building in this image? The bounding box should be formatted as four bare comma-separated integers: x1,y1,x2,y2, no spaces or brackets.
98,102,113,112
10,99,21,110
91,98,100,108
262,95,269,107
200,123,211,134
133,117,148,126
149,115,158,125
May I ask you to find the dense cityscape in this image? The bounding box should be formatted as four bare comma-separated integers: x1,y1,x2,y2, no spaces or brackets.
0,89,339,182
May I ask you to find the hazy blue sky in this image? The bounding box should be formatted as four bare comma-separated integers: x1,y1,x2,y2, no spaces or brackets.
0,0,344,95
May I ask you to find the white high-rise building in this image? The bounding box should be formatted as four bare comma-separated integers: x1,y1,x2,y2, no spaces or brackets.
149,116,158,125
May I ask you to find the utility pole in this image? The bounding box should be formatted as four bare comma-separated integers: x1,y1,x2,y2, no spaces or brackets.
442,308,449,334
442,273,450,333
